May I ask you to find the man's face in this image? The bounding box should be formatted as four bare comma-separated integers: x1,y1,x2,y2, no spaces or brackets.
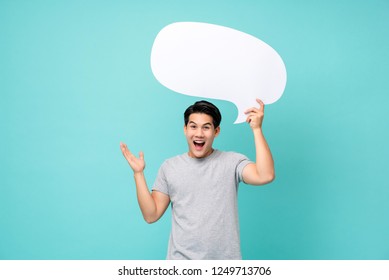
184,113,220,158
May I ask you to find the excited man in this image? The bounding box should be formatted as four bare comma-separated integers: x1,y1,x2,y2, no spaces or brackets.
120,98,274,259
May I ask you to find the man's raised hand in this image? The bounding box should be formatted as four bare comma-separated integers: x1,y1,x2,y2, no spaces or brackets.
244,98,265,130
120,142,145,173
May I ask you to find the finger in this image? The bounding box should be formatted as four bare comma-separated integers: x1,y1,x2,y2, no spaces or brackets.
246,114,258,122
126,148,135,158
256,98,265,111
122,149,131,160
120,142,128,149
122,145,134,159
244,107,260,114
120,144,127,154
139,151,144,160
120,143,129,153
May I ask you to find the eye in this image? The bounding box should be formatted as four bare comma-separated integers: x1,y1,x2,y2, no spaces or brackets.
190,125,196,129
203,126,211,130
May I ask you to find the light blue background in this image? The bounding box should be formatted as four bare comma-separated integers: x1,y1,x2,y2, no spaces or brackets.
1,0,388,259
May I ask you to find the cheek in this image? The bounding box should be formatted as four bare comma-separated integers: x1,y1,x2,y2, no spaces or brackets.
185,132,193,141
205,133,216,141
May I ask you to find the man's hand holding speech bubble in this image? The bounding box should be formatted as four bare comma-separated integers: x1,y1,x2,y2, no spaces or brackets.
245,98,265,131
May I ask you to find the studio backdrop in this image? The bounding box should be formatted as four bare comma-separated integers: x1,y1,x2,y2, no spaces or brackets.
1,0,389,259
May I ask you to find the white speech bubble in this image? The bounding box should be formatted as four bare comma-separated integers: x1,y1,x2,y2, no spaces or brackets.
150,22,287,123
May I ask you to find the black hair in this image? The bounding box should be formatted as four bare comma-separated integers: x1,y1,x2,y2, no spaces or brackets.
184,100,222,128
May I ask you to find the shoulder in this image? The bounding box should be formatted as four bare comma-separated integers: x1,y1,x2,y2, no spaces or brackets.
212,150,251,170
164,153,187,163
160,153,188,169
215,150,249,161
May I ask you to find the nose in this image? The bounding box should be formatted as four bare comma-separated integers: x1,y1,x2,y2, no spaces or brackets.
195,127,204,137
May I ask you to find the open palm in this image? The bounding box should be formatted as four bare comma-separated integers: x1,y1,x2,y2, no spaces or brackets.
120,142,145,173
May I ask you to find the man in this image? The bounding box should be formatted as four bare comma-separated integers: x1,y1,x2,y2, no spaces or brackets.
120,98,274,259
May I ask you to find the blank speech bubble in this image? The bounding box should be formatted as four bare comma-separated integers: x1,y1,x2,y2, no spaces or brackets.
150,22,287,123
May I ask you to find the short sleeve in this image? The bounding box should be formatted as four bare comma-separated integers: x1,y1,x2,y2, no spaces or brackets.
235,154,252,183
152,162,170,196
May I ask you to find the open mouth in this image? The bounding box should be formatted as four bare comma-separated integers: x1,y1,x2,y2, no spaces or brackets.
193,140,205,150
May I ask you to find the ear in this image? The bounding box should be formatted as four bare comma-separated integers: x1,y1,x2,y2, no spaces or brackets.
184,124,187,135
215,126,220,137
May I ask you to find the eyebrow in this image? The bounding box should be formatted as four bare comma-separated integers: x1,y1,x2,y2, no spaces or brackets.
189,121,212,126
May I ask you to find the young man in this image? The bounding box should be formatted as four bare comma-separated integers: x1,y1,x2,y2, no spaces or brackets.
120,98,274,259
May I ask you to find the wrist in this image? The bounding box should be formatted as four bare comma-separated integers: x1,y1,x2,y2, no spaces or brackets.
133,171,144,177
252,127,263,133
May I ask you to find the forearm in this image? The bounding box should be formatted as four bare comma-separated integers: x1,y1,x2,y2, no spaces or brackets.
253,128,275,181
133,172,158,223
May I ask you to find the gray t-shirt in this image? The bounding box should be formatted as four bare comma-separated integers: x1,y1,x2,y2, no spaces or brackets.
152,149,251,260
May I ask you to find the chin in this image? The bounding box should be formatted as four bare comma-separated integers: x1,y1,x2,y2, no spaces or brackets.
191,152,203,158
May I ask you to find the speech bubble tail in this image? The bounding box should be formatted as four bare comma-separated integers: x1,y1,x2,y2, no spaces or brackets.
232,98,268,124
233,113,247,124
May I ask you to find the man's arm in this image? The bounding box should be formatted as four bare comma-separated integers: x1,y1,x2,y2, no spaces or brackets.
242,99,275,186
120,142,170,223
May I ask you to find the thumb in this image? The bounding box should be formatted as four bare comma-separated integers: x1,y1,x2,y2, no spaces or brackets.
139,151,144,160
